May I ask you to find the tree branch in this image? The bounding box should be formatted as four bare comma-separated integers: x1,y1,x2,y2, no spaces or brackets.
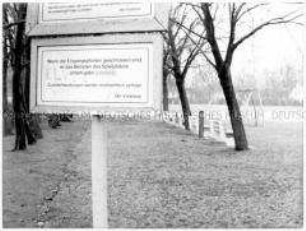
172,5,188,39
181,39,205,77
176,19,198,57
235,3,246,19
237,3,268,22
178,24,216,69
3,20,26,30
233,12,303,50
200,3,223,67
171,18,206,41
190,4,205,23
225,3,237,65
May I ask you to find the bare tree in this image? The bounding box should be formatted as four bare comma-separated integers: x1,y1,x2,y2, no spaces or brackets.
179,2,303,150
163,5,205,130
3,3,43,150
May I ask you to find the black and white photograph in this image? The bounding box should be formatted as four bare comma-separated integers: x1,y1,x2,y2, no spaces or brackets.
1,0,305,228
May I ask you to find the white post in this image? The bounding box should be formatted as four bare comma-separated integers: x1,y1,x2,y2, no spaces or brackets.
91,115,108,228
209,120,214,138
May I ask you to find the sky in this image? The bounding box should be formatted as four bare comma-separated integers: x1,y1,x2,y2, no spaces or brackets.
232,13,305,79
182,2,306,89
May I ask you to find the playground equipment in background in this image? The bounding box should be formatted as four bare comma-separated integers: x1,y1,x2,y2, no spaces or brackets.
163,111,235,147
237,88,265,127
207,87,265,127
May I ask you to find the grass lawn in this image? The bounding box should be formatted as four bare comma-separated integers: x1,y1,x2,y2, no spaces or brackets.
108,120,303,228
3,119,302,228
3,121,92,228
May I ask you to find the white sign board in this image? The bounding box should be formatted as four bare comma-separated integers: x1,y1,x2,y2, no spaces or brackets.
40,2,153,23
27,2,168,36
38,44,151,104
30,34,163,113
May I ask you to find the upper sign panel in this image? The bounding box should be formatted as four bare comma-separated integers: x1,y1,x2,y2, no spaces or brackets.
39,2,153,23
27,2,168,36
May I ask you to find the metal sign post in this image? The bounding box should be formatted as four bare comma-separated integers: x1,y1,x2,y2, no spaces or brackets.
91,115,108,227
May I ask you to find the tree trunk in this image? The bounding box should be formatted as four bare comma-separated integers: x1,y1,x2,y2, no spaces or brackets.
14,113,27,149
3,55,8,111
3,7,8,114
218,67,248,150
2,48,14,136
3,23,15,136
163,71,169,111
24,36,43,139
176,78,191,130
13,3,37,150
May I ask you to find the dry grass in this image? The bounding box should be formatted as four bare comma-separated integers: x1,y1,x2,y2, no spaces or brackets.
108,120,302,228
2,119,302,228
3,121,92,228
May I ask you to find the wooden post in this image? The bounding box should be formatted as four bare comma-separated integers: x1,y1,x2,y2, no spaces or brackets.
199,111,204,138
91,115,108,228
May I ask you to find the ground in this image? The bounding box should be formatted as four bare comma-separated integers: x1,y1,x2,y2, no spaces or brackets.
2,118,303,228
3,120,92,228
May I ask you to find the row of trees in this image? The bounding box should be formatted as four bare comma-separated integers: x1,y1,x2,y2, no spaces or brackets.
165,63,302,106
163,3,302,150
